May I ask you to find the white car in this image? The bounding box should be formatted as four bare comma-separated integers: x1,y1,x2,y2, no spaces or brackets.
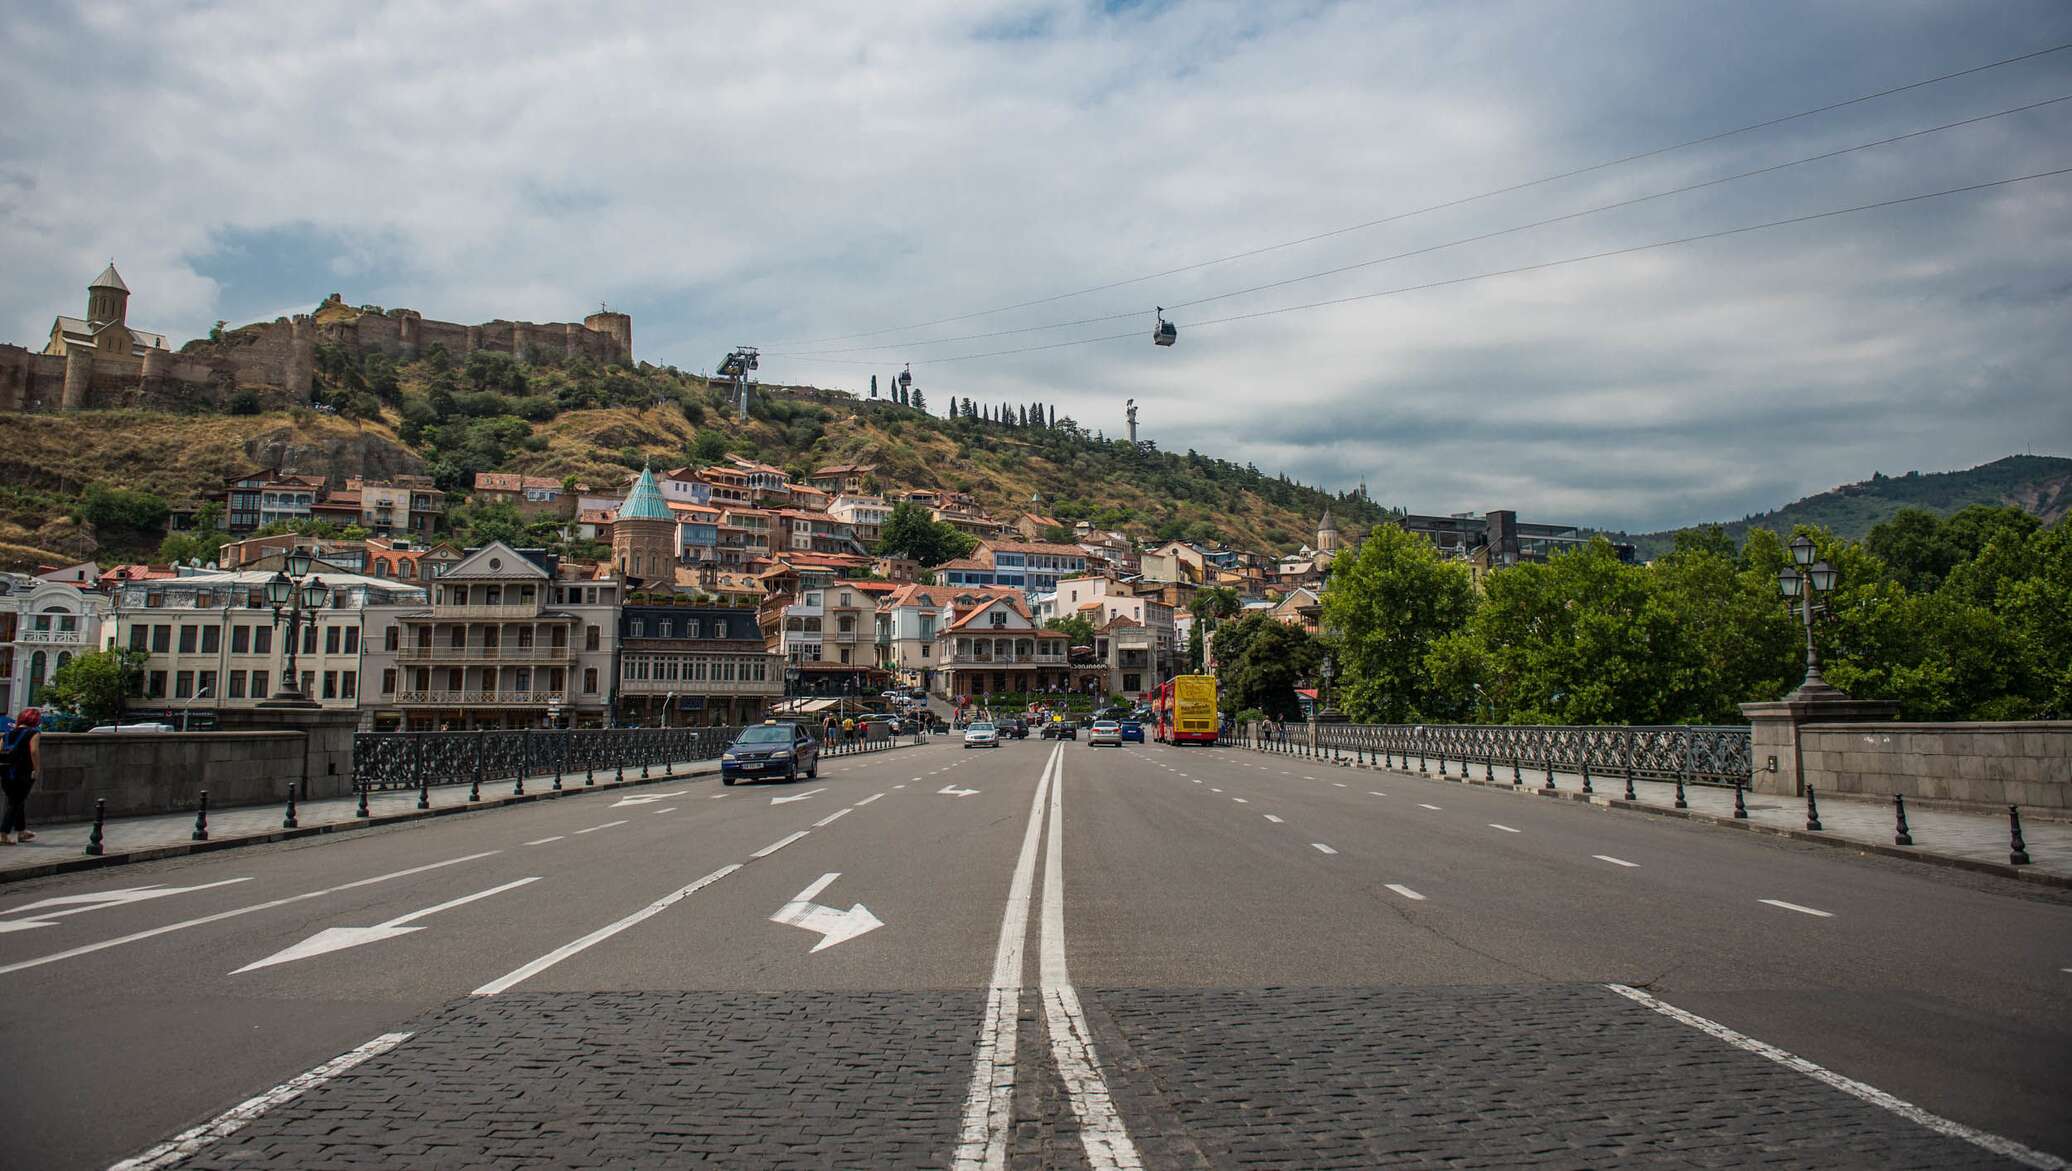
1087,720,1122,747
963,722,1000,749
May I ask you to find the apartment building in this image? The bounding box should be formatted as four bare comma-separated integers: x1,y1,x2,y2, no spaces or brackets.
808,463,877,495
759,562,889,697
472,473,579,521
615,602,781,727
110,566,423,724
880,582,1019,694
937,540,1089,596
359,477,446,538
359,542,618,730
0,573,112,714
932,592,1072,702
827,495,892,547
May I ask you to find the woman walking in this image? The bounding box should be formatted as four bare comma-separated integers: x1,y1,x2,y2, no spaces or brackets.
2,707,42,845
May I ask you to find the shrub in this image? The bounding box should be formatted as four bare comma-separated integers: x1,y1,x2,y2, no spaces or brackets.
227,388,262,415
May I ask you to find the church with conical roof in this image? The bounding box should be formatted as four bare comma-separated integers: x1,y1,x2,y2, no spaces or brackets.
612,466,677,587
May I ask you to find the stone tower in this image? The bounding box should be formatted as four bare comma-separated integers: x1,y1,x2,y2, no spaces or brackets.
86,262,130,331
584,308,634,365
1316,507,1341,556
613,466,676,589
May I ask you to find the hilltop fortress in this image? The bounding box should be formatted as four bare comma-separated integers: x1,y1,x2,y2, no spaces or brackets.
0,264,633,413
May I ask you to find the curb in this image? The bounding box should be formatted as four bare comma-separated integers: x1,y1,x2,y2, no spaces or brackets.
1236,747,2072,892
0,739,929,886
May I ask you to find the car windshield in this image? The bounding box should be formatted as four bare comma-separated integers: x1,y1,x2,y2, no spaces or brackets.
969,723,996,733
736,725,794,744
1093,721,1119,730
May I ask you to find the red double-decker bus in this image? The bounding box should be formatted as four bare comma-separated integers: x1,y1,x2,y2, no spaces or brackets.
1151,674,1219,745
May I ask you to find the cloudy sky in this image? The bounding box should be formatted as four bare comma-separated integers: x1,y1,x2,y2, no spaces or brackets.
3,0,2068,531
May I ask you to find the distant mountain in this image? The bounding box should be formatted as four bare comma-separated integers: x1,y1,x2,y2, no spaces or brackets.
1607,455,2072,560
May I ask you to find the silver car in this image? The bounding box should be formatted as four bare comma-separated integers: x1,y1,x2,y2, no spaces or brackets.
963,721,1000,749
1087,720,1122,747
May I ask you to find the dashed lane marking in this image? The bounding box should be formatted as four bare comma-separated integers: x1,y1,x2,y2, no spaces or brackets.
651,807,676,815
1369,791,1387,797
1263,815,1283,824
1759,898,1833,918
1594,855,1640,868
1232,798,1249,804
473,864,741,997
1210,788,1223,793
856,793,886,806
1311,843,1338,855
751,831,810,859
814,808,853,828
1333,782,1347,788
1385,884,1426,901
1418,803,1442,811
523,836,564,846
575,820,628,834
1488,824,1520,833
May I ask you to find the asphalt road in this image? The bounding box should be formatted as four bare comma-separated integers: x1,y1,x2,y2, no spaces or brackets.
0,735,2065,1169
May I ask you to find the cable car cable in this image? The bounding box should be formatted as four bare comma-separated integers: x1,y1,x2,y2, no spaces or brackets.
765,40,2072,347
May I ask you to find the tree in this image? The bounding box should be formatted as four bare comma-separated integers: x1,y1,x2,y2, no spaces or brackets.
227,389,263,415
692,430,730,463
875,501,978,567
45,648,148,726
1186,618,1205,672
78,483,170,534
911,388,925,412
159,529,230,566
1319,524,1475,722
1045,613,1096,646
1218,614,1321,720
454,501,528,549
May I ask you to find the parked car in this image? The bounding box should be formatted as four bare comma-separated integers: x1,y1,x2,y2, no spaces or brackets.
721,721,820,784
1039,719,1077,741
964,721,1001,749
1119,720,1145,743
1004,716,1030,739
87,722,175,734
1088,720,1122,747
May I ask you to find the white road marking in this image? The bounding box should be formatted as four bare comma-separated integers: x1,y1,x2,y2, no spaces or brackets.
1594,855,1640,868
940,785,982,797
1191,779,1202,784
814,808,853,828
709,794,727,799
752,831,810,859
770,872,884,952
0,878,255,933
1385,884,1426,901
233,877,541,974
473,864,741,996
0,853,498,978
1040,745,1143,1170
1369,791,1387,797
1210,788,1223,793
108,1031,413,1171
575,820,628,834
1232,797,1249,804
611,790,686,808
1263,815,1284,824
954,746,1060,1170
523,836,565,846
857,793,886,806
769,787,828,806
1418,803,1442,811
1488,824,1520,833
1311,843,1338,855
1333,782,1346,788
895,783,908,788
652,807,677,815
1607,984,2065,1170
1759,898,1833,918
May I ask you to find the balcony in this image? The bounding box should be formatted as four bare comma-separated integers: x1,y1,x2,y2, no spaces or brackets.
395,690,570,707
618,677,781,696
429,602,544,619
835,630,864,643
398,645,574,663
944,652,1067,667
19,628,88,645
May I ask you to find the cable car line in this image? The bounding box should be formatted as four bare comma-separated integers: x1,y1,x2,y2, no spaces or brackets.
765,91,2070,358
764,40,2072,348
762,166,2072,370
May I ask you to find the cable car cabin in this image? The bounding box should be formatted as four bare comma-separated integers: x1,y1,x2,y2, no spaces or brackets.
1153,308,1177,347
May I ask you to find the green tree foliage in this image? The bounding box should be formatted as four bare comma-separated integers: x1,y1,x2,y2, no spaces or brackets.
78,483,170,534
692,430,731,464
158,529,231,566
45,648,148,725
1319,524,1475,722
1045,613,1096,646
875,501,977,567
452,501,530,549
1216,614,1321,721
1186,619,1205,672
227,389,263,416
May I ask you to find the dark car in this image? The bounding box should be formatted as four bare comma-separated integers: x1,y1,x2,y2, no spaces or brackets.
1005,717,1031,739
721,721,820,784
1119,720,1145,743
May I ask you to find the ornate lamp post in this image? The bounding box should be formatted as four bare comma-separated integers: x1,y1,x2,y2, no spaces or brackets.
261,550,329,706
1777,534,1840,699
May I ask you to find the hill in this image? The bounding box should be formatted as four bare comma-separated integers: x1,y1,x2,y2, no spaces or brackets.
0,345,1388,569
1610,455,2072,560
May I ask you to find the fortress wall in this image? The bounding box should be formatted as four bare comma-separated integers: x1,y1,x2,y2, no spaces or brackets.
0,345,68,412
354,312,403,355
414,318,471,357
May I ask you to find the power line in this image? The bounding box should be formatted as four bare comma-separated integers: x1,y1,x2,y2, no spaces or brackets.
767,40,2072,347
761,166,2072,370
768,92,2071,357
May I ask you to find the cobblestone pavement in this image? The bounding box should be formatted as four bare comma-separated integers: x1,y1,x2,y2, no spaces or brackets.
176,984,2030,1169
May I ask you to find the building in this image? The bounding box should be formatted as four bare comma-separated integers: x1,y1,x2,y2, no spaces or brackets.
362,538,463,585
358,477,445,538
937,540,1089,596
219,535,366,573
828,494,892,547
615,602,782,727
932,592,1073,702
1055,575,1178,692
611,468,676,588
110,565,422,724
1140,540,1208,585
254,475,328,529
759,562,890,697
1014,511,1065,540
0,573,112,715
808,463,877,495
360,542,619,730
880,582,1019,694
472,473,578,521
1396,510,1636,569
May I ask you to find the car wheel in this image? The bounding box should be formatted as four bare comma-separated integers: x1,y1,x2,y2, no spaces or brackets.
786,764,798,783
722,775,736,786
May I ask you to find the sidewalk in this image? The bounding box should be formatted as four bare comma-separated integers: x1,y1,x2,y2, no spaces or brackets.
0,738,925,884
1250,743,2072,887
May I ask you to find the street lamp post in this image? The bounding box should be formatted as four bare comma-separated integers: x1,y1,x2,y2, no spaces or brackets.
261,551,330,707
1777,534,1840,698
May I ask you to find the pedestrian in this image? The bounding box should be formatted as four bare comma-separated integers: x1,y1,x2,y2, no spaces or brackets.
2,707,42,845
842,715,856,742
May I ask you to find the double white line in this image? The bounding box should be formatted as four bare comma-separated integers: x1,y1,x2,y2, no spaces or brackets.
953,745,1141,1170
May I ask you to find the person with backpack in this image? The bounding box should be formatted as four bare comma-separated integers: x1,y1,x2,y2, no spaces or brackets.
2,707,43,845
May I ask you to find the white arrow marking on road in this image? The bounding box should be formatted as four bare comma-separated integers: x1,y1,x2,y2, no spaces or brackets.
611,790,687,808
770,872,884,952
939,784,980,797
769,788,828,806
232,877,540,974
0,877,254,933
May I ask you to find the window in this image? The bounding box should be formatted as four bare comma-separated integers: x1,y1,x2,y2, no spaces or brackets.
147,670,166,698
325,626,341,655
175,671,194,699
990,611,1008,627
129,626,148,652
231,625,250,654
716,621,729,639
254,626,272,654
584,667,598,694
345,626,360,654
382,668,397,695
228,672,247,699
586,625,600,652
342,672,356,699
685,620,700,639
322,670,337,699
302,625,316,655
250,671,268,697
629,618,646,639
300,671,314,697
151,625,171,653
922,644,931,659
385,626,399,651
178,625,198,654
839,648,851,665
198,670,217,699
202,626,221,654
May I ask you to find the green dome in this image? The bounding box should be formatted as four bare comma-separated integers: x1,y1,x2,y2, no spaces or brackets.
619,466,673,521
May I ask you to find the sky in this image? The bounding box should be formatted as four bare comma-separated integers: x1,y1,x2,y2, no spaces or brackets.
2,0,2068,533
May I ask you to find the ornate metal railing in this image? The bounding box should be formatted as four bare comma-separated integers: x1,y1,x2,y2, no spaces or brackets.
351,722,914,791
1239,721,1753,785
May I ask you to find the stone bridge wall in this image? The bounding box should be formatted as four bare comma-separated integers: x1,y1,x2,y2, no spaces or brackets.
1792,722,2072,812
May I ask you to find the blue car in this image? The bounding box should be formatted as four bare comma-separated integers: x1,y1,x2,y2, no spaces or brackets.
1119,720,1145,743
721,721,820,784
